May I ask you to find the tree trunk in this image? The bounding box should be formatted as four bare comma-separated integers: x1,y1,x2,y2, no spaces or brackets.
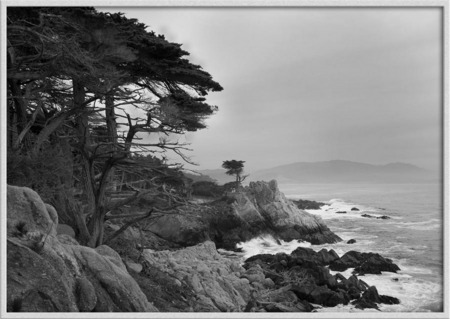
8,79,28,134
105,90,118,191
73,79,96,217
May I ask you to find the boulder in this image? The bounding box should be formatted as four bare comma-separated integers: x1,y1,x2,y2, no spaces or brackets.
353,254,400,275
347,239,356,244
145,213,209,246
329,250,400,274
351,207,360,211
351,286,400,310
56,224,76,238
7,185,158,313
7,185,57,238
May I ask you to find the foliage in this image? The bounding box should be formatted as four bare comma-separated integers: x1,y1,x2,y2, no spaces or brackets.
222,160,248,188
191,181,225,198
6,7,223,247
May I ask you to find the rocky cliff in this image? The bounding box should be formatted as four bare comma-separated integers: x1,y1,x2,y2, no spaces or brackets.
145,180,341,250
234,180,341,244
7,185,158,312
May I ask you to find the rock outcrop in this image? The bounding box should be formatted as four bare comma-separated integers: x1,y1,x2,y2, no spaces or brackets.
7,185,158,312
243,180,341,244
244,248,400,311
329,250,401,275
141,241,251,312
146,180,341,250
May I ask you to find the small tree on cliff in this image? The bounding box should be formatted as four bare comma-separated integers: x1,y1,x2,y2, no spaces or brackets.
222,160,248,190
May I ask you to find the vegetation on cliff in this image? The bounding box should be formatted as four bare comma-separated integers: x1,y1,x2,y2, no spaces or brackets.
7,7,222,248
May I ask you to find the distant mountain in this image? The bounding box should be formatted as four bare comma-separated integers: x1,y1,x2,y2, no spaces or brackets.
248,160,439,184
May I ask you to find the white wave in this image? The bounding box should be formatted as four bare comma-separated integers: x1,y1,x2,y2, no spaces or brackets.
235,234,311,260
359,271,442,312
303,198,395,221
394,219,441,231
326,267,441,312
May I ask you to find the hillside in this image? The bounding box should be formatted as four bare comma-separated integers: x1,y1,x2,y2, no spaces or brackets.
198,160,439,185
249,160,438,184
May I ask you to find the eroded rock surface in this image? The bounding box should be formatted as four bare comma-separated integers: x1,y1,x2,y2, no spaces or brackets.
7,185,158,312
141,241,250,312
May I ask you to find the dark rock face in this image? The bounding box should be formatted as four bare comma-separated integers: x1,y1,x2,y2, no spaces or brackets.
329,251,400,275
243,246,399,311
291,199,326,210
361,214,391,220
351,286,400,310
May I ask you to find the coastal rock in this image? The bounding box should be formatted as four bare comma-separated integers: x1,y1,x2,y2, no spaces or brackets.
290,247,339,266
291,199,326,210
351,207,360,211
351,286,400,309
329,251,400,274
361,213,391,220
243,248,399,310
141,241,251,312
347,239,356,244
244,180,342,244
336,211,347,214
138,180,341,249
7,185,158,312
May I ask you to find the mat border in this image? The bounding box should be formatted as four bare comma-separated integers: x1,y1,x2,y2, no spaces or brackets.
1,1,448,318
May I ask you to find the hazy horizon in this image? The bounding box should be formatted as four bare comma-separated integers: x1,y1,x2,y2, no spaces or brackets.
104,7,443,173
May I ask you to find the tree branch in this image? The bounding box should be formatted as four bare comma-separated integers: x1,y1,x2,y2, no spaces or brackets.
103,209,153,245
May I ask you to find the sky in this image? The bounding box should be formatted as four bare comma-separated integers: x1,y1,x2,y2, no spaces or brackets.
104,6,442,172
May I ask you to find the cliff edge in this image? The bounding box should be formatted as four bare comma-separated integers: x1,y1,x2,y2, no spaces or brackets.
146,180,341,250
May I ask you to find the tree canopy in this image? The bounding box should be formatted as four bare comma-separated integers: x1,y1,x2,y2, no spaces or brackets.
7,7,223,247
222,160,248,189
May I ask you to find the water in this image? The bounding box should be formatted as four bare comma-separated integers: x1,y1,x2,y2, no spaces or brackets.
231,183,444,312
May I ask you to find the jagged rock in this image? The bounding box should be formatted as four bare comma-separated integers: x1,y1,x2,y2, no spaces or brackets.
7,185,158,313
291,199,326,210
141,241,251,312
353,254,401,275
290,247,339,266
351,286,400,309
245,180,342,244
329,250,400,274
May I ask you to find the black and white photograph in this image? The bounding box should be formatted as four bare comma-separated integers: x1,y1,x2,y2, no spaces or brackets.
2,1,448,317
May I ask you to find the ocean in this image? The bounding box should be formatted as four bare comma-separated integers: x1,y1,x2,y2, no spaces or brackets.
230,183,444,313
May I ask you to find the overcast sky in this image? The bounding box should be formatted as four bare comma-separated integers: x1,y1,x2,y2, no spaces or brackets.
104,7,442,172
